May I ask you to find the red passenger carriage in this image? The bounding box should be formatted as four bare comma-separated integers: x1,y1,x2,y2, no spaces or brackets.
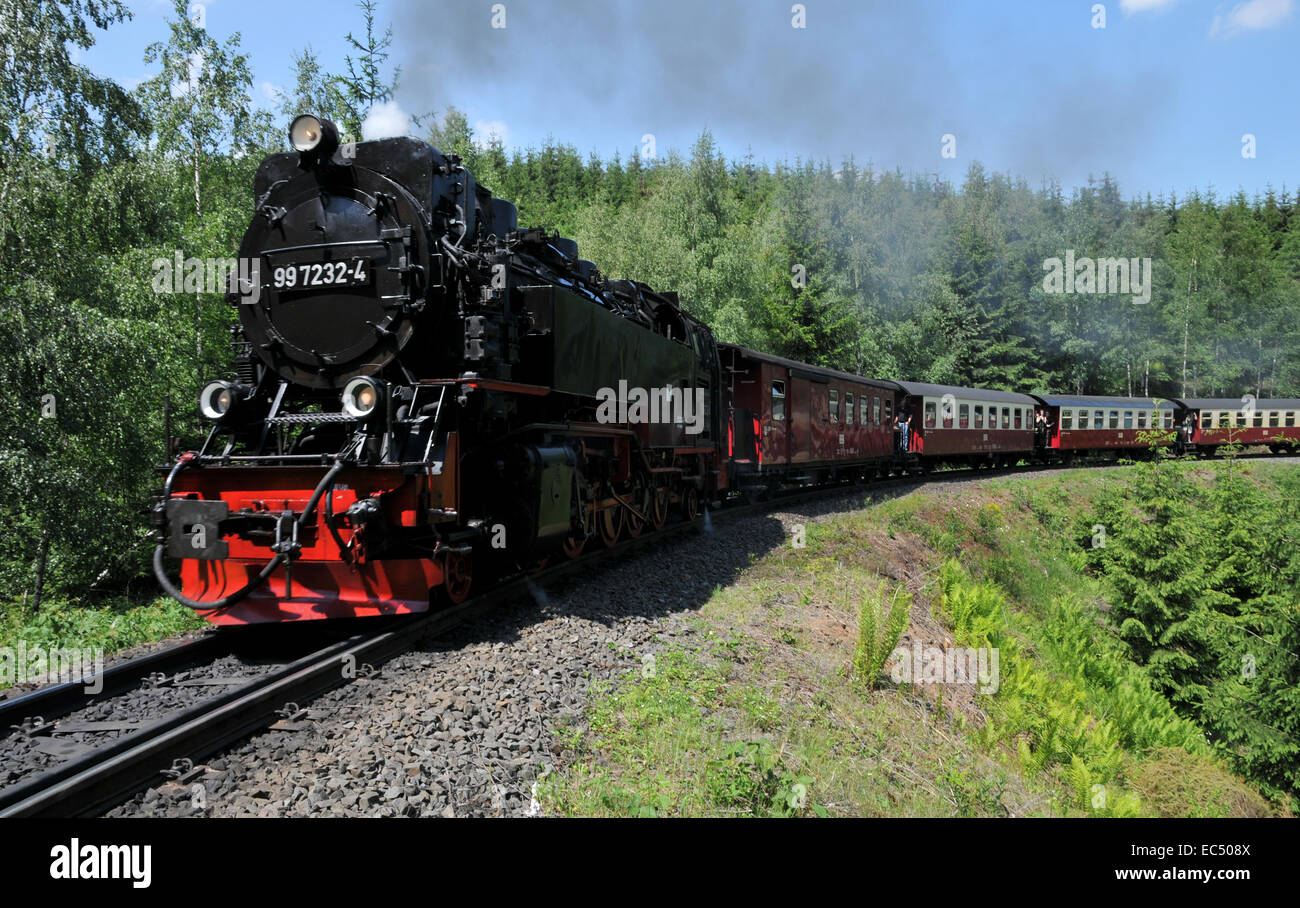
1181,398,1300,455
721,345,898,492
1035,395,1182,459
894,381,1039,468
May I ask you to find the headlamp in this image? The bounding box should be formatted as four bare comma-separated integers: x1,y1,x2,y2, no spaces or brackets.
341,376,383,418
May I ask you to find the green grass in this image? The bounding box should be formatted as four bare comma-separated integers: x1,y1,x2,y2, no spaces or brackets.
0,594,203,689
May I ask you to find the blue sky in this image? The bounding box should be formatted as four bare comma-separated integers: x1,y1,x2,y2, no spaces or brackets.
79,0,1297,200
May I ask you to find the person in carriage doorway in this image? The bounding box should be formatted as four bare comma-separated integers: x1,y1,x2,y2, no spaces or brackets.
1035,409,1048,447
895,411,910,453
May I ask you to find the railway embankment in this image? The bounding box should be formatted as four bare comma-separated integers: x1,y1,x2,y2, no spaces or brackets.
539,459,1297,817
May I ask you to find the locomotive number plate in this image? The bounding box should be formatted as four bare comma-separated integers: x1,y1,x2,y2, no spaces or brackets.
272,258,370,291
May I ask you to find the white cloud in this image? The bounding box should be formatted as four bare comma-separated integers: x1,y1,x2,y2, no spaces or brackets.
1210,0,1293,36
473,118,509,148
361,100,412,141
260,81,284,105
1121,0,1180,12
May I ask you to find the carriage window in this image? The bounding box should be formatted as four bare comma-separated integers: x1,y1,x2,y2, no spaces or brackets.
1108,410,1119,429
1136,410,1147,429
1163,411,1173,429
1092,411,1103,429
861,395,869,425
884,399,892,424
924,401,937,428
845,392,854,425
1077,409,1087,429
974,405,984,428
1013,408,1022,429
771,381,785,421
1201,411,1213,429
872,396,881,426
959,404,970,429
829,389,839,423
942,400,954,429
1252,410,1263,427
1287,412,1296,428
1001,407,1010,429
1269,411,1279,428
1061,409,1072,430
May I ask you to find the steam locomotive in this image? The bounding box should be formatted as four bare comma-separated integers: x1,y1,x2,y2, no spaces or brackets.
152,116,1300,625
154,115,722,624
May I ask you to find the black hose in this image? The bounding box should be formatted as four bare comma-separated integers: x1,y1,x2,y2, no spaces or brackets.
153,459,345,611
152,545,286,612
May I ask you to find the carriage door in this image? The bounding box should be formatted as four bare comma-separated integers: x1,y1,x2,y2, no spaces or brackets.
763,366,790,466
789,374,813,464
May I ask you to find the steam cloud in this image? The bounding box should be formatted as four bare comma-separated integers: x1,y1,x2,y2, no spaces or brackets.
394,0,1174,188
362,100,414,141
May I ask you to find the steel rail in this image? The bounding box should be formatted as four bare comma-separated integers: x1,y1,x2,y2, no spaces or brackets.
0,634,228,729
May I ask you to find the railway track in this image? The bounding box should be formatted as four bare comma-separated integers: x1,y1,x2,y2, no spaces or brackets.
2,450,1291,817
0,494,731,817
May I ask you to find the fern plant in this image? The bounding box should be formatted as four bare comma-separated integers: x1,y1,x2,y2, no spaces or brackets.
853,582,911,685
